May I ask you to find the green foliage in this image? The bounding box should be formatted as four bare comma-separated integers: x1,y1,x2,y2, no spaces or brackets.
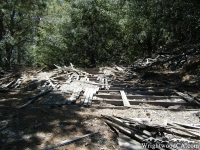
0,0,47,67
0,0,200,67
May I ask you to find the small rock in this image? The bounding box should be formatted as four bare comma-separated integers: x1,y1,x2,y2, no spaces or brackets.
146,112,151,117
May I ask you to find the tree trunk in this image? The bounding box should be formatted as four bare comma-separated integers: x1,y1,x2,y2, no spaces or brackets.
5,43,13,67
17,37,21,65
17,47,21,65
0,11,4,66
146,32,153,57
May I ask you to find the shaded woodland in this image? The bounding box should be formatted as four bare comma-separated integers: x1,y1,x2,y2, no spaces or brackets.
0,0,199,69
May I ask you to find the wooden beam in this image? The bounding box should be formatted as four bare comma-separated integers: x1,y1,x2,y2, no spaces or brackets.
80,88,89,105
120,90,131,107
98,90,173,96
83,88,93,106
93,94,180,100
92,99,195,107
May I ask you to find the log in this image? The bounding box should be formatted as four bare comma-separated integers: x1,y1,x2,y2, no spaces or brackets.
39,131,98,150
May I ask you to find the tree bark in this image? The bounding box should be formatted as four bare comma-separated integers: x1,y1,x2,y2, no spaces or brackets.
0,11,4,66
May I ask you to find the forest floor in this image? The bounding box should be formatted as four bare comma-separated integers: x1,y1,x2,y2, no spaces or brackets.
0,66,200,150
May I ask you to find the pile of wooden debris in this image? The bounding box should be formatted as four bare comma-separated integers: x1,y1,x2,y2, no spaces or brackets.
102,115,200,149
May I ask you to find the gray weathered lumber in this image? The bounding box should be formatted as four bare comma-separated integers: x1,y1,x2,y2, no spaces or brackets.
46,75,56,89
21,88,52,108
39,131,98,150
118,133,147,150
105,78,109,90
98,90,173,96
115,65,124,72
80,88,89,105
120,90,131,107
4,81,14,88
102,115,150,138
105,120,144,142
175,91,194,103
92,98,194,107
93,94,180,100
167,123,200,138
114,116,151,124
68,88,81,104
83,88,94,106
90,105,199,111
101,78,105,89
173,122,200,129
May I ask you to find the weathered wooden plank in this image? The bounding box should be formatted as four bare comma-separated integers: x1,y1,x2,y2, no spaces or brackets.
101,78,105,89
90,105,199,110
46,75,56,89
105,78,109,90
175,91,200,106
118,133,148,150
93,94,180,100
173,122,200,129
92,99,195,107
67,88,80,104
21,88,52,108
120,90,131,107
87,88,94,106
98,90,173,96
105,120,144,142
80,88,89,105
83,88,94,106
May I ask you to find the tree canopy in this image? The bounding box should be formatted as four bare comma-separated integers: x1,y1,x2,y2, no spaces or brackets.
0,0,200,68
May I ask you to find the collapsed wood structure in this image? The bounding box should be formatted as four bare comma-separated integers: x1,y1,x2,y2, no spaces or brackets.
0,47,200,149
0,61,200,109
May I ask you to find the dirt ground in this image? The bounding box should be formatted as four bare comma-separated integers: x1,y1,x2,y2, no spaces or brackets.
0,67,200,150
